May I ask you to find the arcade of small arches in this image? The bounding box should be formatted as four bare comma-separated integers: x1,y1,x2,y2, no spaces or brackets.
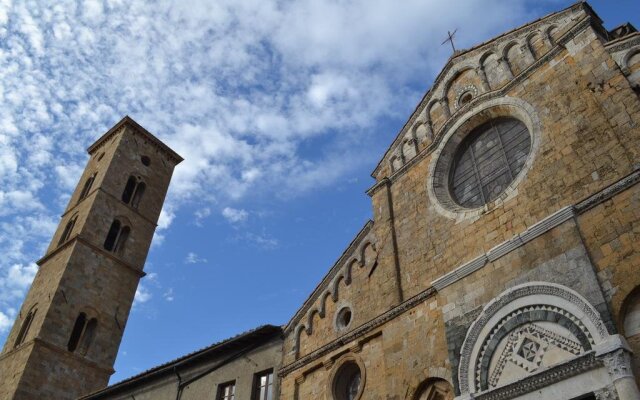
292,231,378,358
388,21,563,174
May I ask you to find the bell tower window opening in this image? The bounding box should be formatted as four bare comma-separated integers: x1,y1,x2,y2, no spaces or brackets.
121,176,137,204
78,173,97,202
58,214,78,246
67,313,87,352
104,219,130,253
14,307,37,348
78,318,97,356
131,182,146,209
122,175,146,208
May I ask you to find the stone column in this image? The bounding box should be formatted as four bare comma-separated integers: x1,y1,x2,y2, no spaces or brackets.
521,43,536,64
439,98,451,119
475,66,491,92
424,120,434,144
601,349,640,400
498,57,514,79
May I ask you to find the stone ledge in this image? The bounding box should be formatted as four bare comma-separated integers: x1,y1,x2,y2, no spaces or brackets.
432,169,640,291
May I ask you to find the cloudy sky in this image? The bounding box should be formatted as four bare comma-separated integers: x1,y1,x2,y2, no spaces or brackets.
0,0,637,383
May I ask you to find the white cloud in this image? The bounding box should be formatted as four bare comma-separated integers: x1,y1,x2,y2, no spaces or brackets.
0,309,14,333
0,0,547,333
221,207,249,224
133,284,152,306
185,252,207,264
163,288,174,302
243,232,279,250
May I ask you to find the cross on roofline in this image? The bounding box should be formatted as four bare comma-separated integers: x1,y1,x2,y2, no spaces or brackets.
441,29,458,53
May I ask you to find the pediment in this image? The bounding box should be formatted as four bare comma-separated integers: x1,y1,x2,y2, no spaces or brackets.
372,2,598,182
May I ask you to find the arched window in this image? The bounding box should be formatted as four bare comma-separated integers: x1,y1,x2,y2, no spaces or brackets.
103,220,121,251
67,313,87,352
78,173,97,202
103,219,130,254
58,214,78,246
114,226,130,253
122,175,146,208
14,306,37,348
131,182,146,209
78,318,97,356
67,313,98,355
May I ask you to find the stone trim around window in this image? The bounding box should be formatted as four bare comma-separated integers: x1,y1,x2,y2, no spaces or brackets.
426,96,542,221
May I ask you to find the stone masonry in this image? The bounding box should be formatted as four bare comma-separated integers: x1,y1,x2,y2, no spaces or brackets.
0,116,182,400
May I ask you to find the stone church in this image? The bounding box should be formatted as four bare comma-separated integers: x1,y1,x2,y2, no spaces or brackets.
1,1,640,399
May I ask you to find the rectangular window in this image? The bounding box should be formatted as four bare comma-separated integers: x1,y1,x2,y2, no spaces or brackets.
218,381,235,400
253,370,274,400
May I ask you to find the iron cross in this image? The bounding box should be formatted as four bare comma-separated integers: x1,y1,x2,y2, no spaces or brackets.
442,29,458,53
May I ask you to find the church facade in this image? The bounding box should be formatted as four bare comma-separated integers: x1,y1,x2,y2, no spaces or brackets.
1,2,640,400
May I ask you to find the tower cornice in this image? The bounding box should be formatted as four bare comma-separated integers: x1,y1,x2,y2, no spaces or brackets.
87,116,184,164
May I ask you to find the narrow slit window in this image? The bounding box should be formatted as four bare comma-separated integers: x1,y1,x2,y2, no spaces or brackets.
78,173,96,202
121,176,137,204
58,215,78,246
67,313,87,352
103,220,121,251
131,182,146,209
14,308,37,348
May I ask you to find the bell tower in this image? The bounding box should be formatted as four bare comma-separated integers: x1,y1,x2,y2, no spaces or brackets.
0,116,183,399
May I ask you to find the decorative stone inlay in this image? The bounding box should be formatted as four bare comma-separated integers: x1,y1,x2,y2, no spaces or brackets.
456,85,479,109
517,337,541,363
474,352,600,400
459,282,609,394
487,323,584,389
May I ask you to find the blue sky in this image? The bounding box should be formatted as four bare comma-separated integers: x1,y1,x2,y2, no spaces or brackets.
0,0,637,384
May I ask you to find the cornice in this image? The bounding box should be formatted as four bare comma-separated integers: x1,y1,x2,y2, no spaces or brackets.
432,168,640,291
367,15,594,197
87,116,183,164
60,187,158,229
474,352,599,400
279,286,436,377
0,338,114,376
37,234,146,279
604,32,640,53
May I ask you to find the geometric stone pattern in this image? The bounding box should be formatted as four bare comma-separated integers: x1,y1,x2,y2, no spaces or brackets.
488,323,583,388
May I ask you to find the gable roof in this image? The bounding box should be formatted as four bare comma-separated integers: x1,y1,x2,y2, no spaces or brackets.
370,1,600,179
80,325,282,399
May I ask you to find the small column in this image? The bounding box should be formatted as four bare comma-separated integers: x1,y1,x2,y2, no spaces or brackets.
601,349,640,400
498,57,514,79
475,66,491,92
439,98,451,119
521,43,536,64
424,120,434,144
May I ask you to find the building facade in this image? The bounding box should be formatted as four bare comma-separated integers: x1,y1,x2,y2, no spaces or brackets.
81,325,283,400
279,3,640,400
2,2,640,400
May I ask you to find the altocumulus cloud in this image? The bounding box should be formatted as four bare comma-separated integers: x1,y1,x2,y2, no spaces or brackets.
0,0,553,333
